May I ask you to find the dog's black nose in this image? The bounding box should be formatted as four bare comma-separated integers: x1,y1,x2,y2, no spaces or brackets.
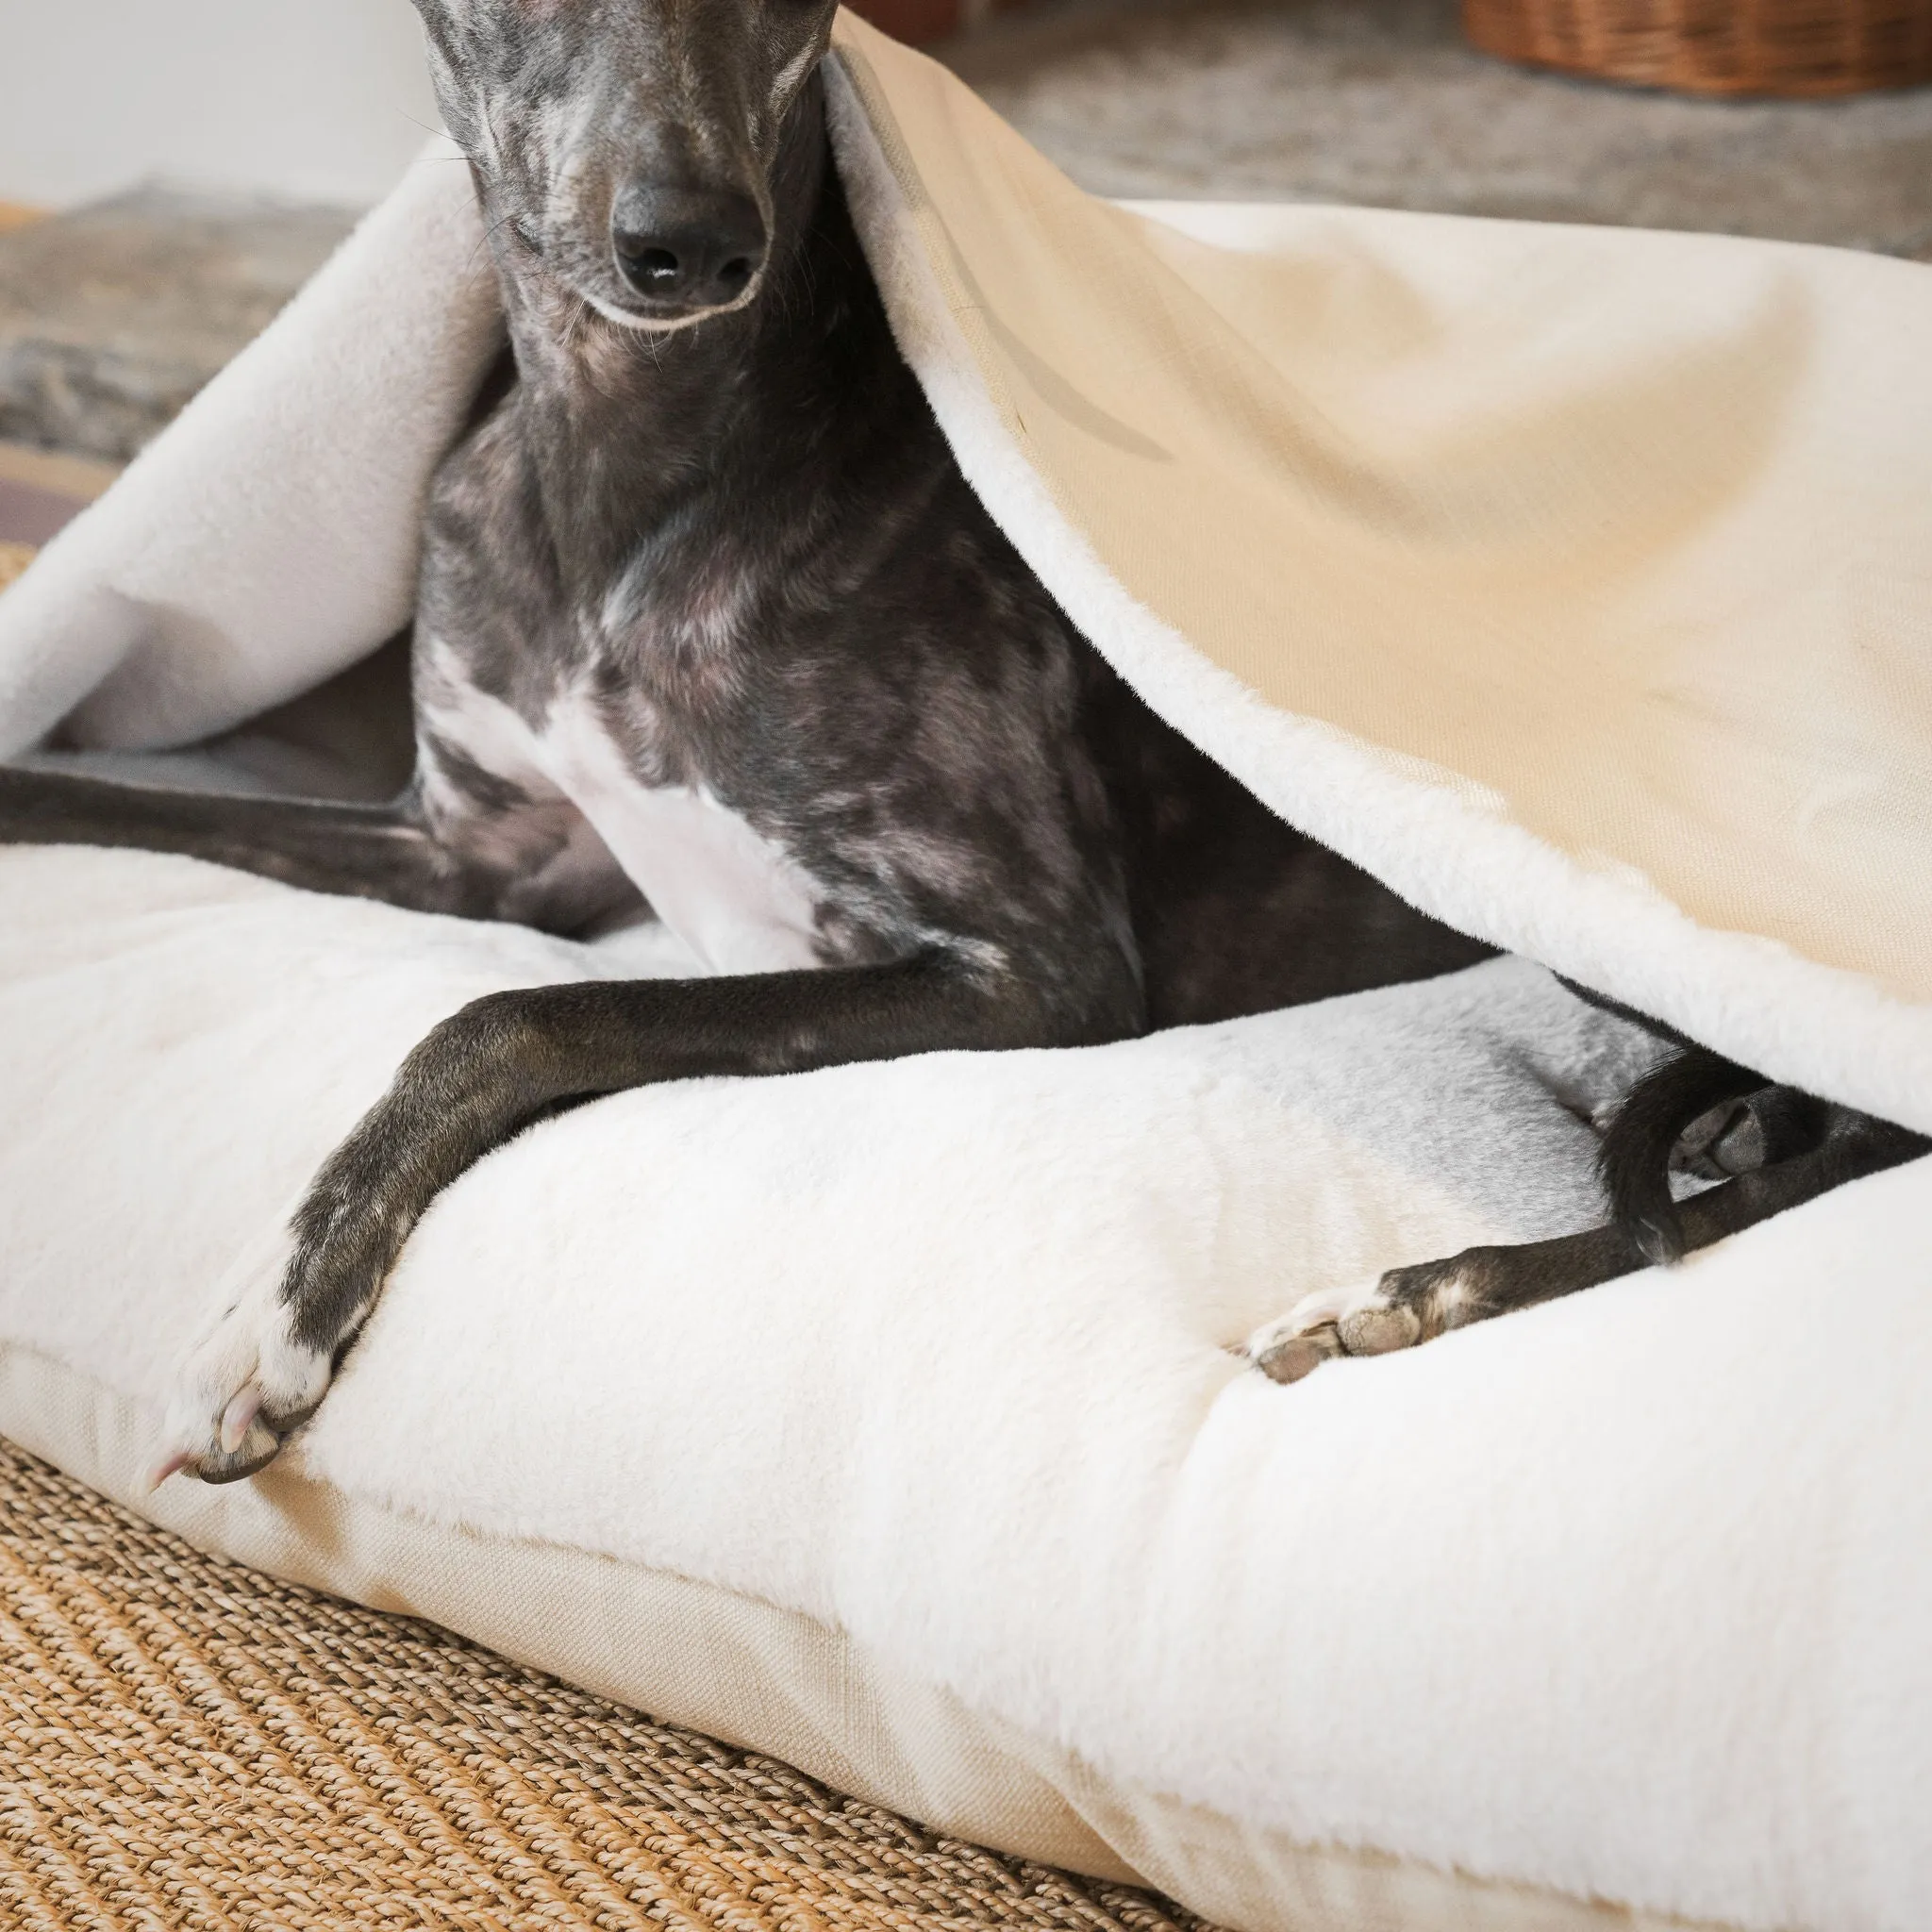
611,186,766,309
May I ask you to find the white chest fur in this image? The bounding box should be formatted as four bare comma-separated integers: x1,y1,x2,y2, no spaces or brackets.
418,645,825,974
537,700,824,974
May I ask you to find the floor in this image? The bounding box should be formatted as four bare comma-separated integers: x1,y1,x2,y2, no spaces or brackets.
0,440,116,589
0,191,357,460
940,0,1932,255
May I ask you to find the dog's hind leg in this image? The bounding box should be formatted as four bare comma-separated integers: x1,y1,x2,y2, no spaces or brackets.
0,761,638,933
1249,1075,1928,1384
0,763,478,908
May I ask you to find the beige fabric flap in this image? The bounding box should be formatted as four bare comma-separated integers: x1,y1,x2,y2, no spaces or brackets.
830,15,1932,1125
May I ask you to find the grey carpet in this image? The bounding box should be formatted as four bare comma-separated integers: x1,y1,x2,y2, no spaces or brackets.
940,0,1932,257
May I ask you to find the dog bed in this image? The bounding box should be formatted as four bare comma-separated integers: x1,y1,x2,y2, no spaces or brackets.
0,15,1928,1932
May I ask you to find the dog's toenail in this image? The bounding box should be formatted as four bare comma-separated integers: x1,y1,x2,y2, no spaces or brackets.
144,1448,194,1493
220,1389,263,1455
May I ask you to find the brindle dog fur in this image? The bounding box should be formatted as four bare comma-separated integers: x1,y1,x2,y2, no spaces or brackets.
0,0,1921,1480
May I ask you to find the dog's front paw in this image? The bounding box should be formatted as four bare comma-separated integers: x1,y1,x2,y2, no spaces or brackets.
1244,1258,1487,1384
152,1232,335,1487
151,1090,444,1487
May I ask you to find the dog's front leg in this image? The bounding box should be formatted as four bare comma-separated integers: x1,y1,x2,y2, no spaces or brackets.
158,949,1075,1483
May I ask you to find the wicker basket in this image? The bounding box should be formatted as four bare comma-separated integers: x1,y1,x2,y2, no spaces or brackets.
1463,0,1932,95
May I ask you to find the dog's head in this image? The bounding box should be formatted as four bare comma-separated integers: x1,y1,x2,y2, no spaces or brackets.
410,0,841,330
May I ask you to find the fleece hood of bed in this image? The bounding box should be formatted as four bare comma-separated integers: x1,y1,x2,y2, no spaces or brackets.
2,12,1930,1126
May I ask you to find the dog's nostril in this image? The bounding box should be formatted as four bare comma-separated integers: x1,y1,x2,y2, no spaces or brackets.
628,246,681,287
716,257,753,293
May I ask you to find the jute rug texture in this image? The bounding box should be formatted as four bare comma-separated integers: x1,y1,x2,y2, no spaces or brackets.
0,1434,1210,1931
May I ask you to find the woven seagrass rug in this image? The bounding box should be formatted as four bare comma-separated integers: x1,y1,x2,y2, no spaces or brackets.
0,1432,1216,1931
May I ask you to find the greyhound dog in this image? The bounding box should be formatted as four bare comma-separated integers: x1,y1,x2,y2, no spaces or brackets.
1,0,1922,1480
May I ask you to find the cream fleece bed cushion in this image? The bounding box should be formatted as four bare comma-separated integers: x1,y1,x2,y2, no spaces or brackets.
3,13,1932,1931
5,841,1928,1932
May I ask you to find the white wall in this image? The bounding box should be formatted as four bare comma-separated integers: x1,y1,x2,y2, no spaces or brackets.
0,0,442,209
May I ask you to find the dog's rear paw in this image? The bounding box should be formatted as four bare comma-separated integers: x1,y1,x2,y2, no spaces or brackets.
1244,1258,1485,1385
151,1238,333,1487
1671,1085,1829,1183
1671,1097,1766,1182
1243,1284,1360,1384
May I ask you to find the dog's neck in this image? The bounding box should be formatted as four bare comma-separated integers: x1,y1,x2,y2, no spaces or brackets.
481,73,843,584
